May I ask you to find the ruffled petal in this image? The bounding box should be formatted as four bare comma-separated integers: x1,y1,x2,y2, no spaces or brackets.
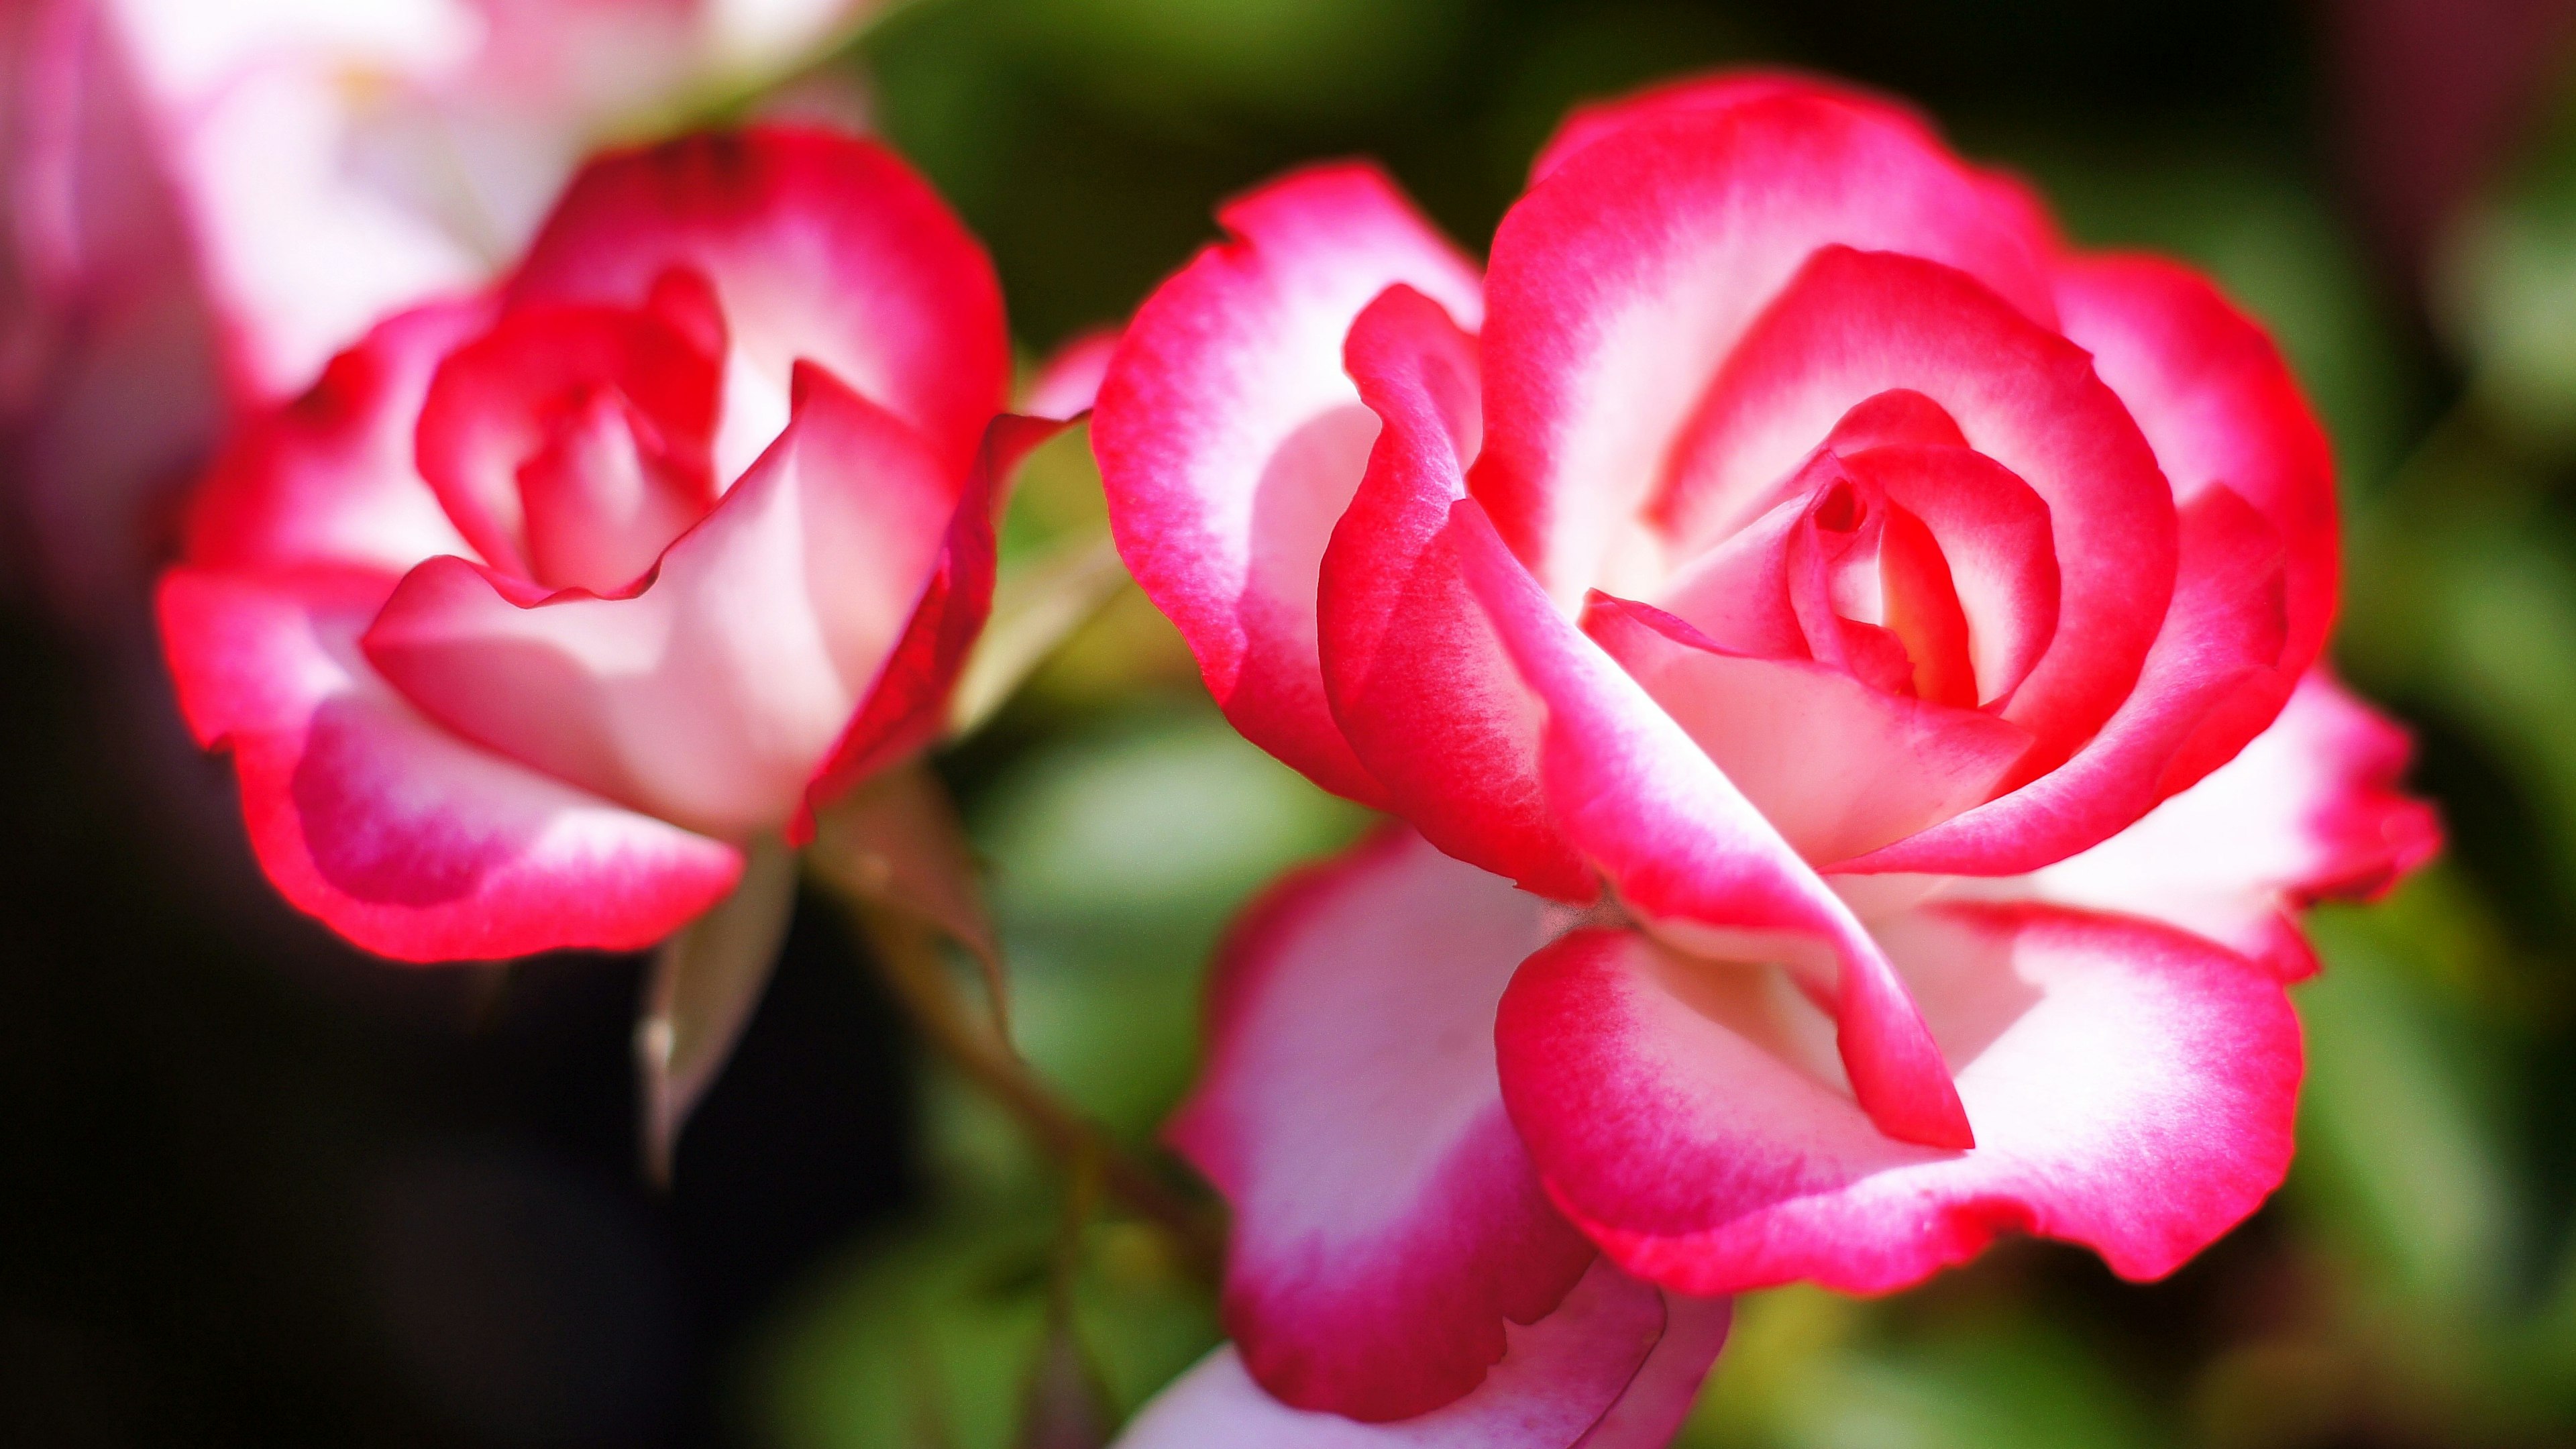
1472,90,2058,602
1994,669,2440,977
1112,1261,1725,1449
1319,286,1588,898
1169,827,1595,1421
1847,483,2288,876
509,127,1008,481
1095,163,1484,806
180,299,491,574
1585,595,2032,865
1453,501,1971,1149
1651,248,2172,776
363,365,959,839
1496,906,2302,1295
156,565,741,961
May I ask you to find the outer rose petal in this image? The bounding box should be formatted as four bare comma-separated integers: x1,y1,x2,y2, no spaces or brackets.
1453,500,1972,1150
1847,484,2289,876
1112,1262,1727,1449
1529,68,1943,184
364,365,958,839
180,298,491,574
1497,906,2302,1295
1320,286,1589,898
1169,827,1595,1421
1472,90,2058,601
510,127,1008,480
156,564,742,961
1095,163,1484,806
1994,669,2440,978
793,413,1072,837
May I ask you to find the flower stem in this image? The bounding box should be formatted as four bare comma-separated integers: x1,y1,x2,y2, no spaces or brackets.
847,903,1225,1277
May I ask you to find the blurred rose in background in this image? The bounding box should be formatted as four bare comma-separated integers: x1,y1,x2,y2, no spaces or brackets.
1,0,879,614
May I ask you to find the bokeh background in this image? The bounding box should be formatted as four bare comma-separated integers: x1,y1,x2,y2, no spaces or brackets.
10,0,2576,1444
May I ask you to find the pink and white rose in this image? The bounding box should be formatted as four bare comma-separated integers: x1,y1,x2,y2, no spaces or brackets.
156,125,1016,961
1092,70,2440,1443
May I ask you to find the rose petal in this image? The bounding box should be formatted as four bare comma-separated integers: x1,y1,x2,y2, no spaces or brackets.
1453,500,1971,1149
1170,826,1595,1421
510,127,1008,481
1585,595,2033,865
2055,254,2337,684
1319,285,1588,898
1024,325,1121,420
180,299,490,574
1651,248,2172,777
364,364,959,838
412,294,722,583
1472,90,2058,602
1529,67,1945,184
1840,442,2059,709
1112,1261,1721,1449
1990,669,2441,977
1496,905,2302,1295
156,564,741,961
794,412,1069,834
1095,162,1484,806
1845,483,2289,876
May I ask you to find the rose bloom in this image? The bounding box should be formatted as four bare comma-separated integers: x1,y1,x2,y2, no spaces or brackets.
154,126,1012,960
1091,72,2440,1445
3,0,875,611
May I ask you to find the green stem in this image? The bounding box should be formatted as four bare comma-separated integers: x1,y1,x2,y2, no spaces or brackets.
849,904,1224,1279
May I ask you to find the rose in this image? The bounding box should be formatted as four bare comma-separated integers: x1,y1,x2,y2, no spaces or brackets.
3,0,878,614
155,125,1014,962
1091,71,2439,1440
41,0,885,399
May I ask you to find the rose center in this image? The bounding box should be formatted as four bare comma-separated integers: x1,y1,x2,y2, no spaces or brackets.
415,266,729,595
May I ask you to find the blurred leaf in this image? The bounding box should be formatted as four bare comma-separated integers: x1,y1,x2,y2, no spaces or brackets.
1479,3,1774,195
755,1207,1216,1449
979,707,1359,920
970,704,1368,1135
1684,1289,2159,1449
759,1216,1057,1449
1004,0,1476,127
2296,904,2523,1322
996,420,1112,561
636,835,799,1186
2436,64,2576,455
951,530,1128,739
1682,1286,1870,1446
2347,480,2576,915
